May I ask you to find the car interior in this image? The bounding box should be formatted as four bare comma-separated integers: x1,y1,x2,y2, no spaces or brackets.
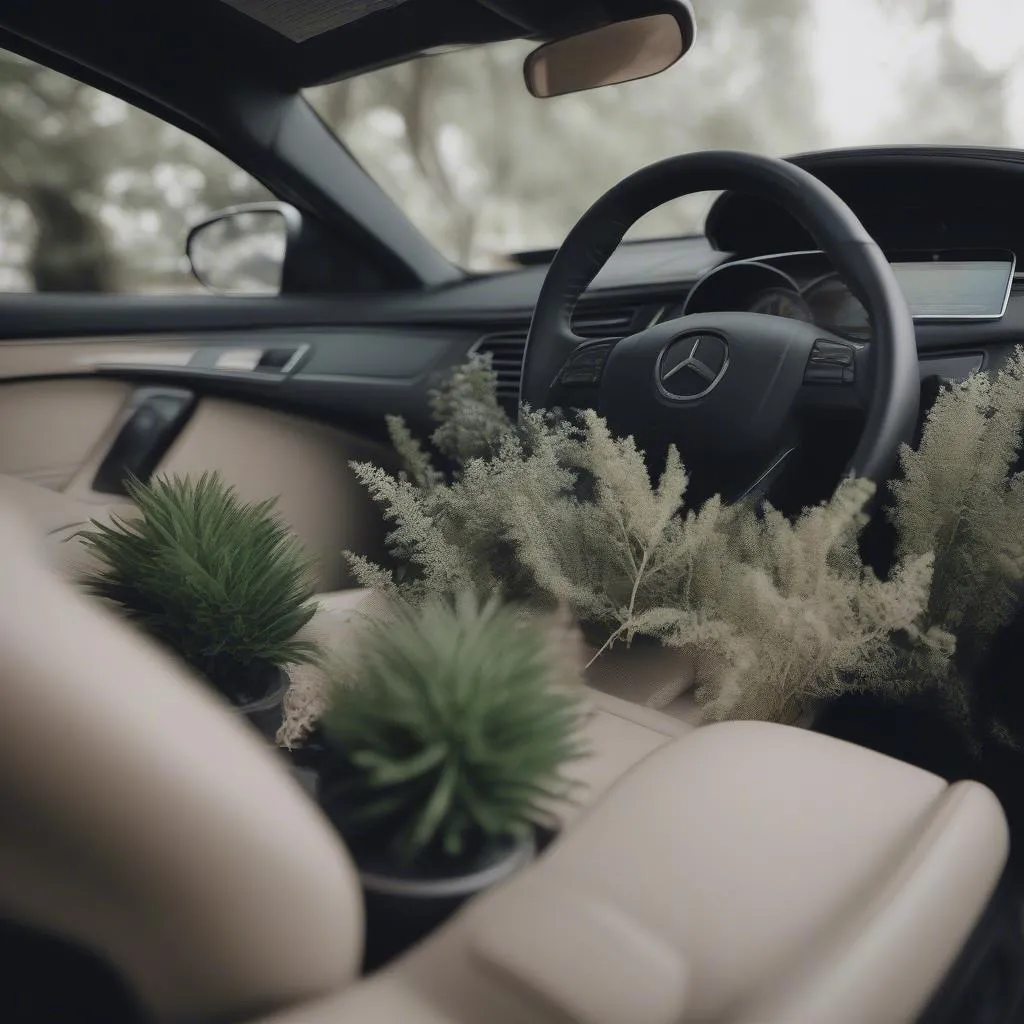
4,0,1024,1022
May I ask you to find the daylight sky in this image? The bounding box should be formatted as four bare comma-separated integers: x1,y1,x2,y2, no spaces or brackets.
813,0,1024,144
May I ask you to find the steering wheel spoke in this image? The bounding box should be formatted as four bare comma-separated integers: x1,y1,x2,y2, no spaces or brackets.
554,338,619,388
543,336,623,413
796,332,871,414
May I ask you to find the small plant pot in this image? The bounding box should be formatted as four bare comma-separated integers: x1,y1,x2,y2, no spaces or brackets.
316,772,535,973
232,666,290,741
355,835,534,974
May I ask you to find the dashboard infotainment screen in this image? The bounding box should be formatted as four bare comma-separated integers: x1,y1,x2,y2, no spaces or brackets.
890,251,1015,319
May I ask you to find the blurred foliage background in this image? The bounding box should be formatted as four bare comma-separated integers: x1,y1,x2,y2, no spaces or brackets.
0,0,1020,289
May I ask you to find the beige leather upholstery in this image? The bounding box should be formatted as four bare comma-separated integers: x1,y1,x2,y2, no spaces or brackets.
0,379,133,489
154,398,393,591
0,336,198,384
585,639,702,725
560,689,690,825
248,734,1006,1024
469,730,1003,1024
0,500,363,1023
0,496,1010,1024
0,471,131,577
0,381,394,590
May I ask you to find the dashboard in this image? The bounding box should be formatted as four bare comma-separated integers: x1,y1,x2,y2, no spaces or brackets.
680,249,1017,341
51,147,1024,444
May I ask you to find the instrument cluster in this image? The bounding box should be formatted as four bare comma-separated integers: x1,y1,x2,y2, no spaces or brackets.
681,257,871,339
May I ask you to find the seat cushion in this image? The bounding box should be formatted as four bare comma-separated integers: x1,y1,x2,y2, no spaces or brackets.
248,723,1008,1024
460,725,1007,1024
0,473,132,578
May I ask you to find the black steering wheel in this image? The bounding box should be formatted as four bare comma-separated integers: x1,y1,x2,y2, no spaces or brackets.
521,151,919,502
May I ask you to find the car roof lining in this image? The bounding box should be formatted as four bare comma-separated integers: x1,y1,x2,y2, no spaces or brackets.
0,0,654,93
220,0,420,45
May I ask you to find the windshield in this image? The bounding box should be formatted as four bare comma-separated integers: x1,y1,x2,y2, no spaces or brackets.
305,0,1024,271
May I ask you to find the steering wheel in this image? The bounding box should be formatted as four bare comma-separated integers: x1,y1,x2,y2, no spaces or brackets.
521,151,920,501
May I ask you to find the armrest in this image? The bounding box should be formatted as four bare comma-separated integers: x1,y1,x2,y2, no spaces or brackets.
255,722,1007,1024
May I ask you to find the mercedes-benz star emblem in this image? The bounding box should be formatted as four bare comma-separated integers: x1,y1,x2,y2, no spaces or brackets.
656,333,729,401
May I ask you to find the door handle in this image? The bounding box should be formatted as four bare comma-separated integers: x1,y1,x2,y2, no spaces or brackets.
92,388,196,497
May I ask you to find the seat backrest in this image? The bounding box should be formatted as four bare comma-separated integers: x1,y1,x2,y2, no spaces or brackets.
0,488,1010,1024
0,499,364,1023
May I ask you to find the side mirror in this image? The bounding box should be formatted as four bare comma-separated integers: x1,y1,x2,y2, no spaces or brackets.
186,202,299,296
524,4,695,99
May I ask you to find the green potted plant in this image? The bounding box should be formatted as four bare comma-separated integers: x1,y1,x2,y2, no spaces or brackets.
317,591,588,973
76,471,321,739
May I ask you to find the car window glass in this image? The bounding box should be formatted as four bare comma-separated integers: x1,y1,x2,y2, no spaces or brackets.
310,1,1024,271
0,46,272,294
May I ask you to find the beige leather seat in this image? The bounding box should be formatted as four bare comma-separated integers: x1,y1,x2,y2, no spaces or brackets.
0,471,130,577
0,496,1011,1024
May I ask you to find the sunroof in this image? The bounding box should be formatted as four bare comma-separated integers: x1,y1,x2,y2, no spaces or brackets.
217,0,413,44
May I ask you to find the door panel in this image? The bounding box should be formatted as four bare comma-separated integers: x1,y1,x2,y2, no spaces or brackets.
0,336,199,379
0,336,400,591
155,397,391,592
0,379,134,490
0,293,474,591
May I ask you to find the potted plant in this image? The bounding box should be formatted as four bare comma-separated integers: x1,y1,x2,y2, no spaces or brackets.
317,591,588,973
345,355,944,727
76,471,321,739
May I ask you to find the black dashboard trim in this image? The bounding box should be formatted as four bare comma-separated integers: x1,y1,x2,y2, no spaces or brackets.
3,146,1024,447
706,147,1024,257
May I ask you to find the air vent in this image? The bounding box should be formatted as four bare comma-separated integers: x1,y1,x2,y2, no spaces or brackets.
471,332,528,404
472,304,647,406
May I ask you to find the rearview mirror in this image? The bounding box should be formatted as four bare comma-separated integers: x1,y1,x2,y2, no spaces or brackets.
186,202,299,296
524,6,695,99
